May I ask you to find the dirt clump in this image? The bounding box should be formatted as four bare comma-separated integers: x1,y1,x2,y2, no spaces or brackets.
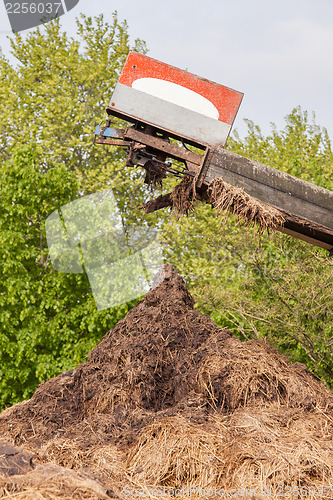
0,265,333,499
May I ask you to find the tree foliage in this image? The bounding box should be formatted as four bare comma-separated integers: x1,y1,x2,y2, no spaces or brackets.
0,145,131,408
0,15,148,408
0,13,150,217
229,107,333,189
0,13,145,169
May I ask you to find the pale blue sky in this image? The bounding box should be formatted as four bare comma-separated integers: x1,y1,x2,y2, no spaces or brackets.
1,0,333,140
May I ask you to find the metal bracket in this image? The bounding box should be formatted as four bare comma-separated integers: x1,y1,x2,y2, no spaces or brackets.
195,147,214,187
94,115,214,184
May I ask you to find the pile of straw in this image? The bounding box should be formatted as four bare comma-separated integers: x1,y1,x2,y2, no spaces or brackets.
0,463,111,499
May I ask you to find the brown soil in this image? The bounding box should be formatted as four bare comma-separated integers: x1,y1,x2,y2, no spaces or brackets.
1,265,333,499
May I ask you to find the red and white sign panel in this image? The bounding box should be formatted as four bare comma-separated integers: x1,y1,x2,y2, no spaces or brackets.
109,52,243,146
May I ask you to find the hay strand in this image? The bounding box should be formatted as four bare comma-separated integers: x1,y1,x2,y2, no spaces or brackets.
207,178,285,233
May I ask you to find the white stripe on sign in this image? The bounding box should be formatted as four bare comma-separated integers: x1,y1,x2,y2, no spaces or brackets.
132,78,219,120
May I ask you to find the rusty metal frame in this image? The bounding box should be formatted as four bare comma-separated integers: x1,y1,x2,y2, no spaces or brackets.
195,148,214,187
95,110,213,184
123,127,203,169
94,137,132,147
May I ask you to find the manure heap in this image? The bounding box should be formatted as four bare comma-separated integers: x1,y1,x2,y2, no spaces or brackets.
1,266,333,499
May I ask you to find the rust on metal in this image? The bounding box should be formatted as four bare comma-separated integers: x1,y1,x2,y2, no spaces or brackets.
195,148,214,188
94,138,132,147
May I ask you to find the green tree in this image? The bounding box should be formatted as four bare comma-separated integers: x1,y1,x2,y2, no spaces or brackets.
0,13,147,197
0,15,149,409
0,145,131,408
